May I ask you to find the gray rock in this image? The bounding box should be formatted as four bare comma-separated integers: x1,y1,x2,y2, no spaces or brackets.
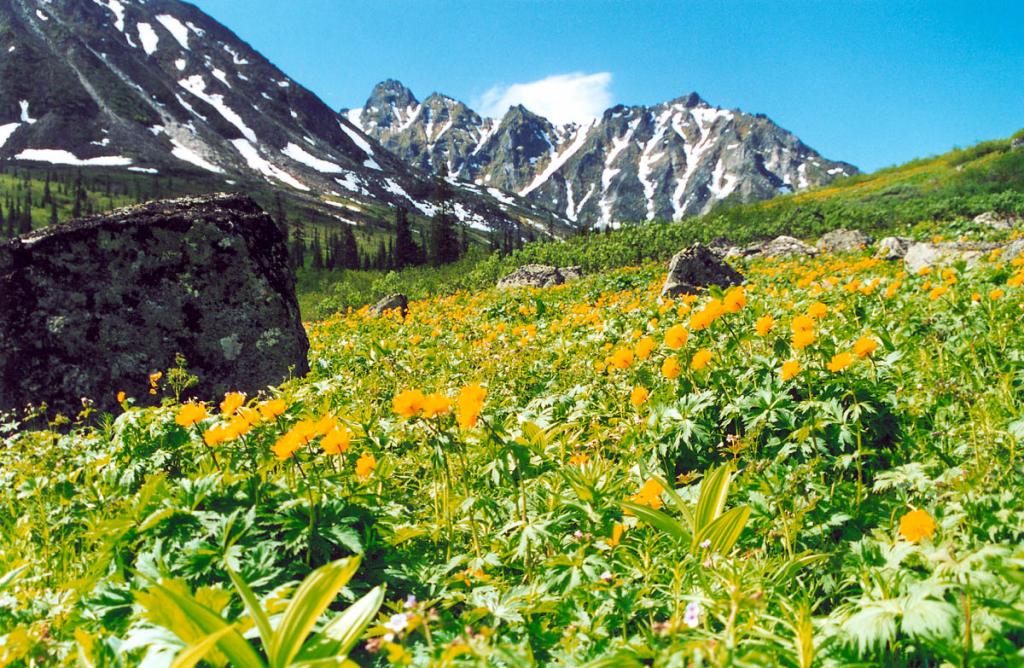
973,211,1020,231
903,241,999,274
1003,239,1024,262
497,264,582,289
660,243,744,298
875,236,913,260
371,293,409,318
817,228,873,253
1012,136,1023,151
0,193,308,418
751,235,818,257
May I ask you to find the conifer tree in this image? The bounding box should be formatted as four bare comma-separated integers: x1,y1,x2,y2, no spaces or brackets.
393,205,420,269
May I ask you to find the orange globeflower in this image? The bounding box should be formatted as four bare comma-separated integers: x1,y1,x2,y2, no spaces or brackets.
219,392,246,416
393,389,426,418
355,452,377,479
421,392,452,418
630,386,649,408
117,391,127,404
664,325,689,349
827,352,853,373
691,348,713,370
175,402,209,428
272,432,302,461
989,288,1005,300
607,522,626,547
456,383,486,429
755,315,775,336
808,302,828,318
609,348,635,370
204,425,230,446
853,337,878,358
780,359,801,381
899,508,936,542
321,426,353,455
928,286,948,300
631,478,664,510
634,337,656,360
259,398,287,421
723,286,746,313
661,356,682,379
792,330,816,350
568,452,589,466
791,315,815,333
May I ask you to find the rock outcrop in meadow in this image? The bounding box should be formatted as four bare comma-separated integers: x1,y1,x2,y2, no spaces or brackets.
0,193,308,418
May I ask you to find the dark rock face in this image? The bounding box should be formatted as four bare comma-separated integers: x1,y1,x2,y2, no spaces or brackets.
497,265,582,289
0,193,308,418
661,243,744,298
371,293,409,318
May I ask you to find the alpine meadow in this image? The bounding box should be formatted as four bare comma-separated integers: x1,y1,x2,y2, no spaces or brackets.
1,1,1023,666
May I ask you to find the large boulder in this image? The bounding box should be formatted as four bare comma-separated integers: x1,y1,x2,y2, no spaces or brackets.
371,293,408,318
903,241,999,274
497,264,582,289
875,236,912,260
660,243,744,298
0,193,309,418
973,211,1020,231
817,228,873,253
750,235,818,257
1003,239,1024,262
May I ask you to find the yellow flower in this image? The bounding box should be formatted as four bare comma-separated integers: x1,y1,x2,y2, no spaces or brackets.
272,432,302,461
928,286,948,300
792,329,816,350
607,522,626,547
664,325,689,349
116,391,127,404
807,302,828,318
258,398,287,421
630,386,649,408
634,336,656,360
723,286,746,313
989,288,1005,300
203,425,230,446
791,315,815,333
917,266,932,276
456,384,486,429
631,478,664,510
755,315,775,336
321,426,353,454
569,452,589,466
393,389,426,418
691,348,713,370
608,348,634,369
421,392,451,418
175,402,209,428
355,452,377,479
219,392,246,416
853,337,878,358
661,356,682,379
827,352,853,373
780,359,801,381
899,508,936,542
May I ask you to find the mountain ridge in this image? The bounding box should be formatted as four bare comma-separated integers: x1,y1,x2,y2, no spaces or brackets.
344,79,859,227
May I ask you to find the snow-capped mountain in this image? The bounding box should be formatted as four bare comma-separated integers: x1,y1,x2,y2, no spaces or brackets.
0,0,562,234
345,80,859,227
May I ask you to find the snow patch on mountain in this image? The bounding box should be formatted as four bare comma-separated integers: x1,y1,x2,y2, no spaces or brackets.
16,149,132,166
156,14,190,50
230,139,308,191
178,75,256,142
137,23,159,55
0,123,20,149
282,142,343,173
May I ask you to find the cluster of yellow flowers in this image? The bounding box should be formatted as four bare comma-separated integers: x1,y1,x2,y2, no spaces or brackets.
392,384,487,429
272,414,354,460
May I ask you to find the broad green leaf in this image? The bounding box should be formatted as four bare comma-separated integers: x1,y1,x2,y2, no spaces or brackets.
694,464,732,533
171,626,238,668
650,474,693,527
620,501,691,544
267,556,361,668
772,553,829,585
228,567,274,649
577,653,644,667
694,505,750,555
297,586,385,662
0,564,28,593
141,581,265,668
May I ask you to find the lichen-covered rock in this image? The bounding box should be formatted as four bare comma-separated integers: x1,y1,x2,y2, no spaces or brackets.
371,293,409,318
817,228,873,253
973,211,1020,231
1003,239,1024,262
0,193,308,418
497,264,582,289
875,236,913,260
903,241,999,274
660,243,744,298
750,235,818,257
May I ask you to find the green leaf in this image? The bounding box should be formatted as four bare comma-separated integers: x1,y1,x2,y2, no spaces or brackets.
620,501,692,544
267,556,361,668
694,505,749,554
576,653,644,668
228,567,274,649
297,585,385,662
694,464,732,534
771,553,830,585
650,474,693,527
140,580,265,668
0,564,28,593
170,626,238,668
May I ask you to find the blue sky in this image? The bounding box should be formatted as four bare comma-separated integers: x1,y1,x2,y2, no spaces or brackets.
192,0,1024,172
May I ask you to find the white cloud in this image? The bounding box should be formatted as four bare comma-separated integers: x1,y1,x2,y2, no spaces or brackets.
476,72,613,125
